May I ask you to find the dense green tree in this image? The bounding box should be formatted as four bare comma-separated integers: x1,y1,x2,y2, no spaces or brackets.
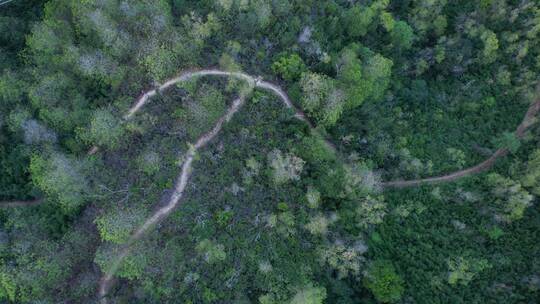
487,173,533,222
29,152,90,213
363,260,404,303
95,207,146,244
289,284,327,304
79,109,125,149
272,53,307,82
447,255,491,286
390,21,415,50
522,149,540,195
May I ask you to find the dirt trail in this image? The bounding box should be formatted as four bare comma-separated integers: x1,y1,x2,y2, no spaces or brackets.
382,98,540,188
0,198,43,208
98,96,247,303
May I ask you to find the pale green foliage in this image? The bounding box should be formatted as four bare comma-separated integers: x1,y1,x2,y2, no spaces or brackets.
95,207,146,244
141,45,177,82
82,109,124,149
363,54,393,101
380,11,395,31
242,157,261,184
196,239,226,263
176,85,226,138
446,148,466,169
299,72,344,127
182,12,220,44
318,242,364,279
216,0,233,11
526,8,540,39
447,256,491,286
258,260,273,274
251,0,272,29
398,148,434,176
28,73,84,132
138,151,162,175
344,5,375,38
95,244,147,280
480,29,499,64
30,153,89,213
306,186,321,209
219,53,241,72
0,269,16,302
410,0,448,36
6,108,30,132
305,214,329,236
267,211,296,237
26,22,65,62
289,284,326,304
393,200,427,218
487,173,533,222
259,294,276,304
356,195,387,229
433,15,447,36
435,44,445,63
415,59,429,76
496,67,511,85
521,149,540,195
268,149,305,184
344,162,381,195
0,71,25,106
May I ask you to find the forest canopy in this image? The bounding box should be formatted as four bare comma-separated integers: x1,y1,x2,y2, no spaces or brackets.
0,0,539,303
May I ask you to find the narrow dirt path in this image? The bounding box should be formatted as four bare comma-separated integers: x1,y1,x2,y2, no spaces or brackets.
0,198,43,208
382,98,540,188
98,95,248,303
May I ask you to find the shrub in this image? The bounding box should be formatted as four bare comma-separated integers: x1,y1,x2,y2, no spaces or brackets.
267,149,305,185
30,152,90,213
447,256,491,286
82,109,124,149
289,283,326,304
196,239,226,264
272,53,307,82
363,260,404,303
487,173,533,222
